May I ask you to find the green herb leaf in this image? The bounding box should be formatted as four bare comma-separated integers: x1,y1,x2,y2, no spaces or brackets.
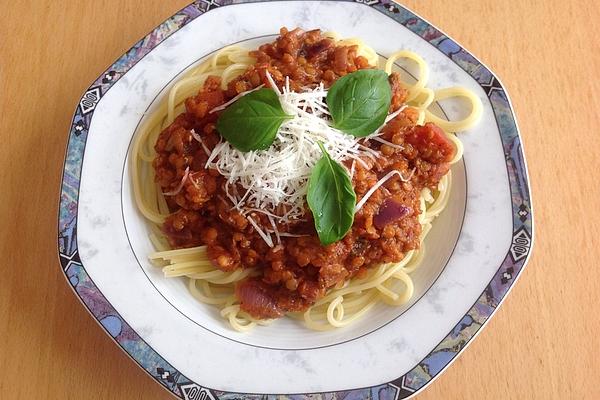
326,69,392,137
307,142,356,246
216,88,293,152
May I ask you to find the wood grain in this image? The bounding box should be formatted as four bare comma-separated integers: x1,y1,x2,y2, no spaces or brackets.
1,1,599,399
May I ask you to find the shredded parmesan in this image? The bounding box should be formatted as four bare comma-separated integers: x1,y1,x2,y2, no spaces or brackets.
204,74,404,246
276,232,310,238
266,73,281,95
354,169,415,213
209,85,265,113
163,167,190,196
190,129,211,156
267,214,281,245
246,215,273,247
370,136,404,149
367,105,407,137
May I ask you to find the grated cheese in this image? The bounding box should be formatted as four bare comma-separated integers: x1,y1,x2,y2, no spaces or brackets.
246,215,273,247
209,85,265,113
205,75,402,246
354,169,415,213
190,129,211,156
163,167,190,196
370,136,404,149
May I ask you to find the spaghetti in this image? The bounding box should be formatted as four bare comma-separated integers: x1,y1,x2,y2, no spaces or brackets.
131,28,481,332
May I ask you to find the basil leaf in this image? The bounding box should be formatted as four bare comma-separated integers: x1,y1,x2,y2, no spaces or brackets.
307,143,356,246
216,88,293,152
326,69,392,137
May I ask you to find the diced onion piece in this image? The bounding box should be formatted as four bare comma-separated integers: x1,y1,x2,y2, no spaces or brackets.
163,167,190,196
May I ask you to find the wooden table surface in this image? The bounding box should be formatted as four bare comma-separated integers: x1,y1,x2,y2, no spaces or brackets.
1,1,599,399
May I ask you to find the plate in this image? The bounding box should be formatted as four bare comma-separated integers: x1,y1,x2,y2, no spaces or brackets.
58,1,534,398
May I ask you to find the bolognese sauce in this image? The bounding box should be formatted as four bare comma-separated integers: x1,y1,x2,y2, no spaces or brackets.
153,28,455,319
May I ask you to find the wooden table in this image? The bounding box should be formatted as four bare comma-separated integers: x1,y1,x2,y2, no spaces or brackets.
1,1,599,399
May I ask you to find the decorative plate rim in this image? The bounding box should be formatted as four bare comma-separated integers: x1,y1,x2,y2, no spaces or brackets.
57,1,534,399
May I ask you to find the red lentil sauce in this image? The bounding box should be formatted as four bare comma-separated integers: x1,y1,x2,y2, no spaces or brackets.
153,28,456,319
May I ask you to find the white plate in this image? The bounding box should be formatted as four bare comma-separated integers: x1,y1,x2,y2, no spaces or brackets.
58,1,534,398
